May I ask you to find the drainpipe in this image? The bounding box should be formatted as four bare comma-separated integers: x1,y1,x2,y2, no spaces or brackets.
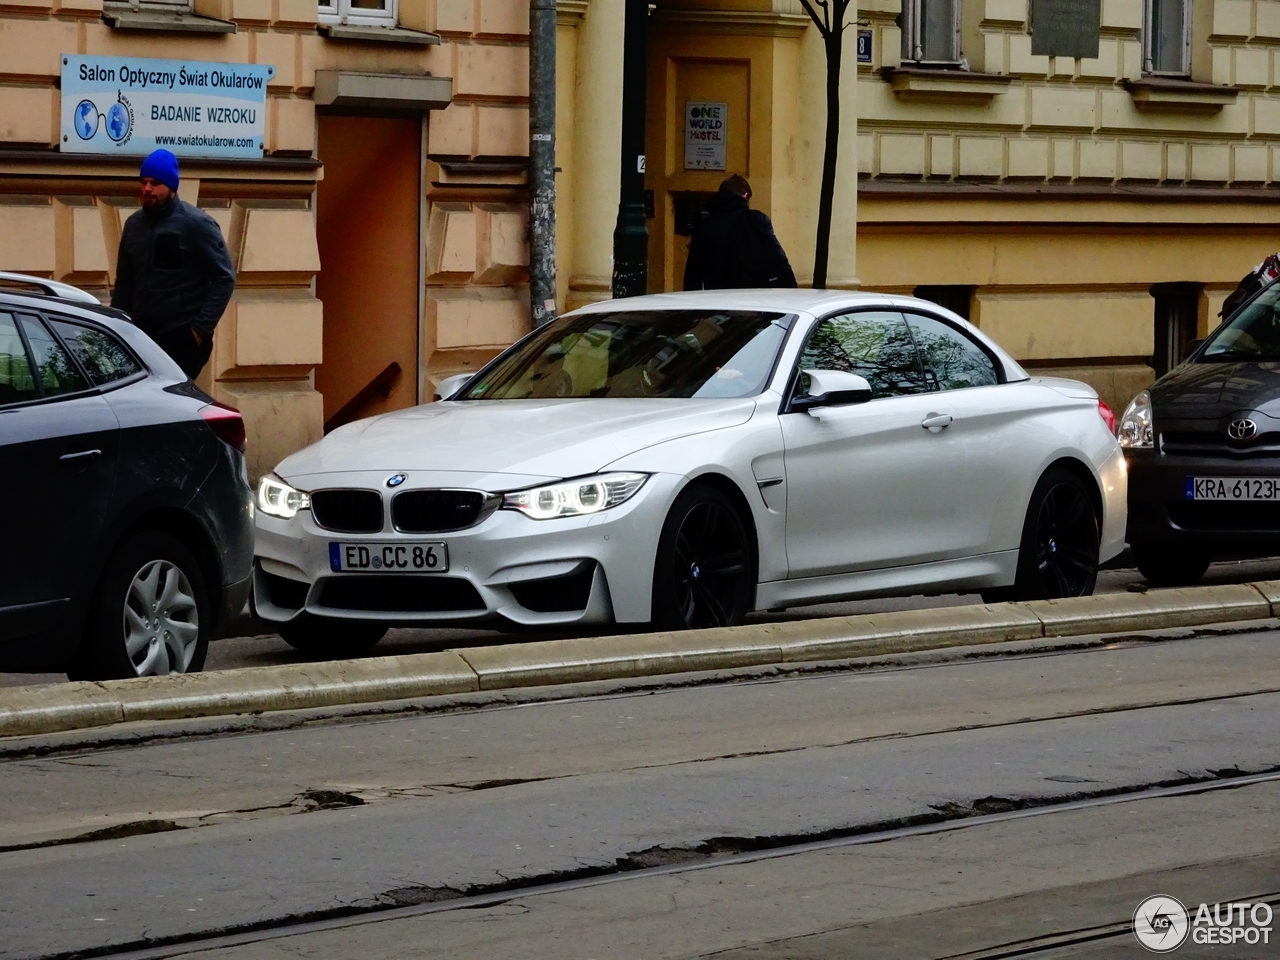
611,0,648,299
530,0,557,326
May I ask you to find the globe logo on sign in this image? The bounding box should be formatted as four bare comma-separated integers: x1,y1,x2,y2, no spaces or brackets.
1133,895,1189,952
74,100,98,140
106,101,131,141
73,97,132,143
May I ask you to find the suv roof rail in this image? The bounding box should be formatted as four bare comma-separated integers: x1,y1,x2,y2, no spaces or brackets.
0,272,102,305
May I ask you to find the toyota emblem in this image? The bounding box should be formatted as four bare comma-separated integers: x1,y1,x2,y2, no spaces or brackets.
1228,419,1258,441
386,473,407,488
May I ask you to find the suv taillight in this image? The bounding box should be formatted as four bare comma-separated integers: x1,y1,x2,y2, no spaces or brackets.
1097,399,1116,435
201,403,246,453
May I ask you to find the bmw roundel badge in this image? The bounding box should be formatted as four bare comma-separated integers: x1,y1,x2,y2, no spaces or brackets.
386,473,407,488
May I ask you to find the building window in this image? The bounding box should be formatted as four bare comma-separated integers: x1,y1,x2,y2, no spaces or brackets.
1144,0,1189,75
318,0,396,27
901,0,961,64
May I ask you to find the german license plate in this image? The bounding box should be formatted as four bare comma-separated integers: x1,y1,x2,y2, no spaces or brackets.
1187,477,1280,501
329,542,449,573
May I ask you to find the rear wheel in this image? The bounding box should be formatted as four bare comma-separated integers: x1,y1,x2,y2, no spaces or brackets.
278,614,387,659
651,484,754,630
1131,542,1210,587
983,468,1100,603
74,530,209,680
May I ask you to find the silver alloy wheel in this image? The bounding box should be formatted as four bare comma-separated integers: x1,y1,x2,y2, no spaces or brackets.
122,559,200,676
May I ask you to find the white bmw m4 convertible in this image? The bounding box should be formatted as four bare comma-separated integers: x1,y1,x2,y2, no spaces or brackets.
252,290,1126,655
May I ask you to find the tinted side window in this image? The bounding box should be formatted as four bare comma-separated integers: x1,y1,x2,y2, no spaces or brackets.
17,315,89,398
50,319,142,386
799,311,926,399
0,312,38,406
905,313,999,391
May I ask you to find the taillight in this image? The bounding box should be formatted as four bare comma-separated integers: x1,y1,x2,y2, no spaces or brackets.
201,403,246,453
1097,399,1116,435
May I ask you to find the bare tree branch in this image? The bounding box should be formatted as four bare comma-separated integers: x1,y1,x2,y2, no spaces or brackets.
798,0,829,35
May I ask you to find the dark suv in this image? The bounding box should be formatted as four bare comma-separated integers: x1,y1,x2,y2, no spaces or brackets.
1122,280,1280,584
0,290,253,679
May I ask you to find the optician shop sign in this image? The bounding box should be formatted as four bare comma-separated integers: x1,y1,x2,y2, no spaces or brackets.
60,55,273,160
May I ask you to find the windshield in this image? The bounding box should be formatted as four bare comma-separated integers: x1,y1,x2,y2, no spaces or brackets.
1202,283,1280,361
460,310,791,400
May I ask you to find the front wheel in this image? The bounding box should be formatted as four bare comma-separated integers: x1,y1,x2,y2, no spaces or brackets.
651,484,754,630
987,467,1100,602
278,614,387,659
74,530,210,680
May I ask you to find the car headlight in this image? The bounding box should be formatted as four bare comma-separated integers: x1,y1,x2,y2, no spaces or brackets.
258,473,311,519
501,473,648,520
1118,390,1154,449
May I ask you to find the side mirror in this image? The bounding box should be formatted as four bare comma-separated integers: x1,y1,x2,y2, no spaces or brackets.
1187,338,1205,355
790,369,873,413
433,373,473,401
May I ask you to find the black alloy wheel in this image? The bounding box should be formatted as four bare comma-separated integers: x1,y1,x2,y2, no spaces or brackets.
652,485,754,630
987,467,1100,602
73,529,211,680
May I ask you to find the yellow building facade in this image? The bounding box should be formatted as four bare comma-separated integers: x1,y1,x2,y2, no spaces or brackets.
558,0,1280,415
0,0,532,480
855,0,1280,412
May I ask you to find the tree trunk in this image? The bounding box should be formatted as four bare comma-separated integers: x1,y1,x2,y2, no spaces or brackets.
812,29,842,289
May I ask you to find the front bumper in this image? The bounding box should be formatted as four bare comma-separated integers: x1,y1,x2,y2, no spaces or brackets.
252,472,682,628
1126,451,1280,554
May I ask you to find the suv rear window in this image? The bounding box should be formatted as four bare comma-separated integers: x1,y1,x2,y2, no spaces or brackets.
0,312,38,405
50,318,142,386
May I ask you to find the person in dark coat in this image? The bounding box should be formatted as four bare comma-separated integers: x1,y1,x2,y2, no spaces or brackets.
111,150,236,378
683,174,797,291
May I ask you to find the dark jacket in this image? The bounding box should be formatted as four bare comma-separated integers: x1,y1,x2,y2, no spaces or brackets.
111,196,236,340
683,190,798,291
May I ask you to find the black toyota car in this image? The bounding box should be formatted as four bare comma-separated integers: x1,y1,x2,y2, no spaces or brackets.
1122,280,1280,584
0,287,253,679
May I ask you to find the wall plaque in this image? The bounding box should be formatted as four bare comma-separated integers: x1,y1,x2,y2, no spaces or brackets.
1030,0,1101,59
684,102,727,171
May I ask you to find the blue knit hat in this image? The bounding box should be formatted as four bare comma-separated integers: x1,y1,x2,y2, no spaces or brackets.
139,149,180,191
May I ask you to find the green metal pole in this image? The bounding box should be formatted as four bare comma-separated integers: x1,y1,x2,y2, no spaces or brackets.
611,0,649,299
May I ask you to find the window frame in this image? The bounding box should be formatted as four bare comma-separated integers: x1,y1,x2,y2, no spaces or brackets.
899,309,1007,390
0,310,146,411
783,307,1008,413
1143,0,1191,77
45,314,148,393
900,0,963,67
784,309,931,412
317,0,398,28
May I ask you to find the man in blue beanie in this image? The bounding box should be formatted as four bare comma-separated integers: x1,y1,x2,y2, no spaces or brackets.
111,149,236,378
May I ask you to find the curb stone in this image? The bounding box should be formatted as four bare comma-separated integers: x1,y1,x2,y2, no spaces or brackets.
2,580,1278,738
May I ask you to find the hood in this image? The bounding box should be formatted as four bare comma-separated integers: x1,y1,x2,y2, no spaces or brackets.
275,397,757,485
1152,360,1280,419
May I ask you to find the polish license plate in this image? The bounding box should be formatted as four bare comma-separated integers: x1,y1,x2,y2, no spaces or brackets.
1187,477,1280,501
329,542,449,573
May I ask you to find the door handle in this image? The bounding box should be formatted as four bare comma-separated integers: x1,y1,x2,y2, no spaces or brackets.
59,449,102,463
921,413,953,431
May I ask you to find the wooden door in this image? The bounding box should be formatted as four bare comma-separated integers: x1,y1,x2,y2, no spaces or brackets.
316,115,420,428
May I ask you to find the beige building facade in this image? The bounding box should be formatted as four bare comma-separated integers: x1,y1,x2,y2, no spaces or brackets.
557,0,1280,415
857,0,1280,412
9,0,1278,479
0,0,532,480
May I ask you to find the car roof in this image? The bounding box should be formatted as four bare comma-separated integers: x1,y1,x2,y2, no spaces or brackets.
0,289,133,328
567,289,896,316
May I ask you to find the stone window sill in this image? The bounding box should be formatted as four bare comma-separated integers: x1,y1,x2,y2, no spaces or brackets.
102,7,236,33
1123,78,1239,114
880,67,1011,103
317,23,440,45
